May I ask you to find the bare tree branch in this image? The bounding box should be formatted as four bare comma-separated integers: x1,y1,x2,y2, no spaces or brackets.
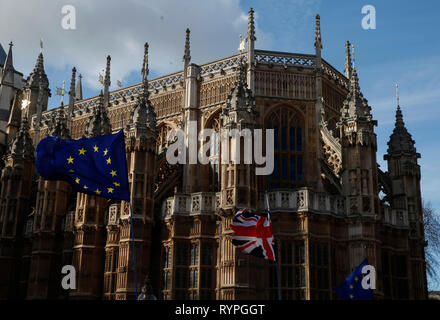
423,200,440,288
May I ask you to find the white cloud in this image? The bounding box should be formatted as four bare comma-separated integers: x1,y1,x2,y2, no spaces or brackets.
0,0,272,91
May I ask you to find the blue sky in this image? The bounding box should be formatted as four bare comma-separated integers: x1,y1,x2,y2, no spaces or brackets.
1,0,439,290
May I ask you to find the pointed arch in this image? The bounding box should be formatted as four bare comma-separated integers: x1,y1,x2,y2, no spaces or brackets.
264,104,305,189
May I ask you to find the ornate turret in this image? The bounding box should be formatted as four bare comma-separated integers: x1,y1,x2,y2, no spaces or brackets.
9,116,34,161
385,94,418,158
26,52,49,91
247,8,256,43
68,67,76,115
183,29,191,67
337,45,380,272
84,91,111,137
222,59,258,129
383,87,424,296
49,102,70,139
314,14,322,51
22,50,50,120
117,41,158,300
339,49,375,129
75,74,83,100
344,41,352,79
247,8,256,93
104,55,111,107
127,42,157,135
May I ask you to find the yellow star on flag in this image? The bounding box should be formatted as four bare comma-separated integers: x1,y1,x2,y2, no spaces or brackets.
350,285,354,289
103,148,108,156
349,294,354,299
67,156,74,164
83,185,88,189
110,170,117,177
355,277,359,282
107,187,114,193
93,145,99,152
79,148,86,155
106,157,111,164
113,182,120,187
68,169,75,173
95,189,101,195
75,178,80,184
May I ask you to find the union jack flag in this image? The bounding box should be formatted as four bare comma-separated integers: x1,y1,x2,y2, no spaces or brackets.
230,209,276,261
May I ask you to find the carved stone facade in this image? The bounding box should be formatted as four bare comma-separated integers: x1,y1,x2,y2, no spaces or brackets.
0,9,427,300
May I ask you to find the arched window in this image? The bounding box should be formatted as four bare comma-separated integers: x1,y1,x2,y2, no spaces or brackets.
207,116,220,192
157,124,173,154
265,106,304,189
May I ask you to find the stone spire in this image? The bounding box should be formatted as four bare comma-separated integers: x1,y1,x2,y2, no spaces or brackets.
340,48,373,123
84,90,111,137
68,67,76,115
26,51,49,91
247,8,256,42
128,42,156,132
344,40,352,79
7,90,22,129
103,55,111,106
386,86,417,156
75,74,83,100
49,102,70,139
183,28,191,66
1,42,14,84
314,14,322,51
9,115,34,160
246,7,256,92
222,58,257,129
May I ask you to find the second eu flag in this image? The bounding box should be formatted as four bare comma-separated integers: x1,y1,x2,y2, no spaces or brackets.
333,258,374,300
36,130,130,201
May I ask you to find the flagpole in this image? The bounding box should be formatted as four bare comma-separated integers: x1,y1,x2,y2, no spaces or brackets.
266,192,281,300
275,257,282,300
128,202,139,299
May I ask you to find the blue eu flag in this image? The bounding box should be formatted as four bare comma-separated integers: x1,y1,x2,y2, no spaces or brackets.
36,130,130,201
333,258,374,300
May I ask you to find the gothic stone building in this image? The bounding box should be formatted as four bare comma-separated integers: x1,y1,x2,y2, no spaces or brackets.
0,10,427,300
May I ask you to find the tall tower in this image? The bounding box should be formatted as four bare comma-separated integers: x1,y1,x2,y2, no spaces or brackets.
217,60,261,299
27,104,72,299
0,116,35,299
115,42,158,300
70,91,111,299
338,48,380,269
384,88,426,299
182,29,201,193
314,14,325,191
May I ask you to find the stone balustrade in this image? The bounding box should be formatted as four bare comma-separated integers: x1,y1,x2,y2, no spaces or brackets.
163,188,346,219
382,204,409,228
163,192,217,219
258,188,345,216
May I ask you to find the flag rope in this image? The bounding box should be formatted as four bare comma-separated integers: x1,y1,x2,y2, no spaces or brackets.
266,192,281,300
128,202,139,299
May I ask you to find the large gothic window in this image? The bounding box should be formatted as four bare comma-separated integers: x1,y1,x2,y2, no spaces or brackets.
265,106,304,189
207,116,220,192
